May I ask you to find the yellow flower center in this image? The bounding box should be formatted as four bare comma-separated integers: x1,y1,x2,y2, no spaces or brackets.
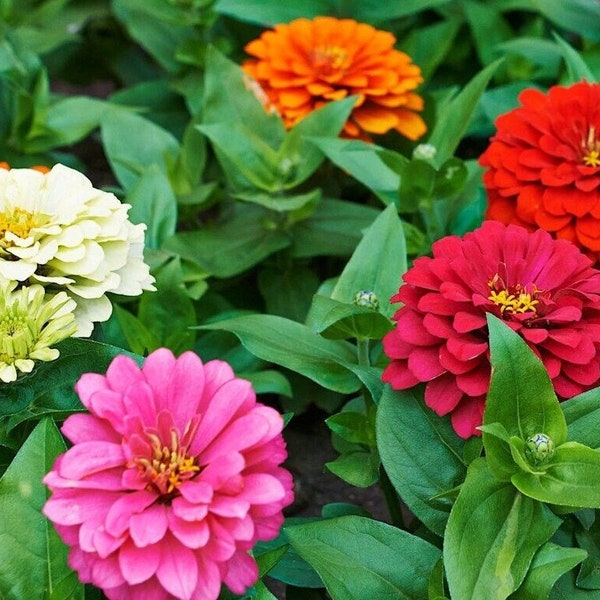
0,207,40,250
312,46,348,75
134,429,200,497
582,126,600,167
488,276,540,315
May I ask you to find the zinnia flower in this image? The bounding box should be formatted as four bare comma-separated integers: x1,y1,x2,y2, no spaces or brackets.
0,280,77,382
382,221,600,438
480,80,600,262
242,16,426,140
0,164,155,336
43,348,294,600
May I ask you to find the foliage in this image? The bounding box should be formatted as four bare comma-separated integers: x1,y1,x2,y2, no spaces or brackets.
1,0,600,598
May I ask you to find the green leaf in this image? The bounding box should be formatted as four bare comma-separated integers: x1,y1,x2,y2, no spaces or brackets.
309,137,402,205
512,443,600,509
330,204,406,318
563,388,600,448
197,314,361,394
125,164,177,249
427,60,502,165
290,198,379,258
114,304,161,356
214,0,331,26
376,385,466,536
0,419,82,600
444,458,561,600
240,370,292,398
325,449,380,488
286,515,441,600
279,96,356,187
484,314,568,481
101,109,180,191
163,203,290,278
512,542,587,599
202,46,284,145
553,33,597,84
574,516,600,589
306,295,394,341
531,0,600,42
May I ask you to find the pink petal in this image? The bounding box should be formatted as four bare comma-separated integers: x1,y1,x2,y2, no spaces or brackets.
198,453,245,490
208,496,250,518
105,355,145,392
238,473,285,504
189,557,222,600
118,540,161,585
74,372,109,409
44,490,118,526
123,381,157,428
168,351,205,424
178,480,214,504
104,490,157,537
58,442,124,479
61,413,119,444
141,348,177,411
130,503,169,547
156,536,199,600
168,513,210,548
223,551,258,594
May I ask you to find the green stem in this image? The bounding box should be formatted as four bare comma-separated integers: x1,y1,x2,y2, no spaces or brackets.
356,338,370,367
379,465,406,530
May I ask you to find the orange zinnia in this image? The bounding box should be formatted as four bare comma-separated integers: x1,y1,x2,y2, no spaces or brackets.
480,81,600,262
242,16,427,141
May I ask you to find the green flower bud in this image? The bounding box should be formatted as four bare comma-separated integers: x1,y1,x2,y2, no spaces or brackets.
412,143,437,161
524,433,555,465
353,290,379,310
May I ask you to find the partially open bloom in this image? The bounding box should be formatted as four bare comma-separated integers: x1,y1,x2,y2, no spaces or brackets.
382,221,600,438
242,16,426,140
480,80,600,262
43,348,294,600
0,164,155,336
0,280,77,382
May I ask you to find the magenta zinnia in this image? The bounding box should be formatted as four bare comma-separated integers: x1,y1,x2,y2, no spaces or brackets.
43,348,294,600
382,221,600,438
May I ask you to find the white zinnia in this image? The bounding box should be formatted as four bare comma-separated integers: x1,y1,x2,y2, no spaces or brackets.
0,164,155,336
0,280,78,383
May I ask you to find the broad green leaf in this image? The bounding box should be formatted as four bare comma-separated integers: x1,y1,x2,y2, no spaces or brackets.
512,443,600,508
0,419,82,600
574,516,600,589
349,0,452,22
484,314,567,481
214,0,331,25
309,137,402,205
125,164,177,249
531,0,600,42
25,96,111,153
198,122,281,192
306,295,393,340
563,388,600,448
197,314,361,394
201,46,284,144
137,257,197,354
325,449,380,488
377,385,466,536
427,60,502,165
287,515,441,599
553,33,597,84
240,370,292,398
512,542,587,599
290,198,379,258
330,204,406,319
112,0,196,72
234,189,321,213
279,96,356,187
101,109,180,191
444,458,561,600
114,305,161,356
163,203,290,278
0,339,141,435
428,559,446,600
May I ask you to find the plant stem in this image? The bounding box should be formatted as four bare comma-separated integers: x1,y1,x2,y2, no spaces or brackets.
356,338,370,367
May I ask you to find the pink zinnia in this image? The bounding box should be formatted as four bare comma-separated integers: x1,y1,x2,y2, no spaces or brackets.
43,348,294,600
382,221,600,438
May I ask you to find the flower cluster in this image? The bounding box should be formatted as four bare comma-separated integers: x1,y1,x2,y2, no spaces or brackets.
382,221,600,438
43,348,294,600
242,16,426,141
480,80,600,262
0,163,155,379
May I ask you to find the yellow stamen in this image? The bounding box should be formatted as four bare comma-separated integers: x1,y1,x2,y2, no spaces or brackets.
488,289,538,314
0,207,42,251
312,46,348,74
582,126,600,167
133,429,200,496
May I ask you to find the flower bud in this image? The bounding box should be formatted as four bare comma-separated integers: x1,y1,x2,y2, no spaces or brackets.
412,143,437,161
524,433,555,465
353,290,379,310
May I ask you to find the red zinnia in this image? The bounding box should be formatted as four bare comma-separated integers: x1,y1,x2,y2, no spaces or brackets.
242,16,426,141
382,221,600,438
480,80,600,261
